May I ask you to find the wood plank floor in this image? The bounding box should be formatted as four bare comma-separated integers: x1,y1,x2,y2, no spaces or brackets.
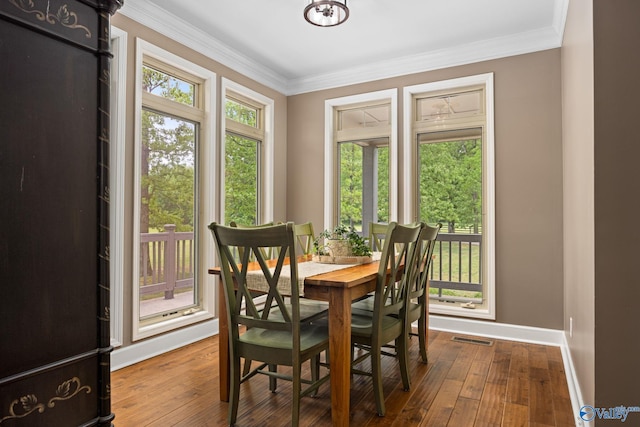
111,329,576,426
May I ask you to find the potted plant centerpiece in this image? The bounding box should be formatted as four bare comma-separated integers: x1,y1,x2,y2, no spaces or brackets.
313,225,372,264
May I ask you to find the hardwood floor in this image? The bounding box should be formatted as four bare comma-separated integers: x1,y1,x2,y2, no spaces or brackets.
111,330,576,426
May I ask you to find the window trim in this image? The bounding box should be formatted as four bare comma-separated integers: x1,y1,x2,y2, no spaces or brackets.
109,26,127,348
132,39,217,341
324,89,398,231
403,73,495,320
220,78,275,225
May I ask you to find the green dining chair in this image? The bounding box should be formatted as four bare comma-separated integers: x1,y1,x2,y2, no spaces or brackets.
229,221,279,261
350,221,423,417
293,221,315,255
209,222,330,427
368,222,389,252
352,223,441,369
405,223,441,365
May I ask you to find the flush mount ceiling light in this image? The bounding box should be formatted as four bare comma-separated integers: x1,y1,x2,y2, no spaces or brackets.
304,0,349,27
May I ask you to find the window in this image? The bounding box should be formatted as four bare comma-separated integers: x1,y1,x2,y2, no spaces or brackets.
403,74,495,320
133,40,216,340
324,90,398,234
221,78,274,227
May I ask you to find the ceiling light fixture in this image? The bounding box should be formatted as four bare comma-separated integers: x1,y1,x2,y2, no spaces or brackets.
304,0,349,27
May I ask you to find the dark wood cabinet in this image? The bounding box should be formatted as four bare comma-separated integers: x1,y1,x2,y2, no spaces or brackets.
0,0,122,425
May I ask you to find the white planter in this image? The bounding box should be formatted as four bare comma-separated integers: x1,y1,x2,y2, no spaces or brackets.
326,239,352,257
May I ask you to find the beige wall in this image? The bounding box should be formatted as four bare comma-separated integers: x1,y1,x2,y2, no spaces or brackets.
561,0,596,407
288,50,564,329
592,0,640,412
110,14,288,347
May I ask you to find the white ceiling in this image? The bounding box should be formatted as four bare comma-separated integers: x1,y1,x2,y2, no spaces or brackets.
118,0,568,95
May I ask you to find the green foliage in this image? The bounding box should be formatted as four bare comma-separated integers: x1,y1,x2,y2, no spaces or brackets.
339,143,363,228
377,146,389,222
224,133,258,225
339,142,389,228
223,98,261,226
419,139,482,233
314,225,372,257
225,98,257,126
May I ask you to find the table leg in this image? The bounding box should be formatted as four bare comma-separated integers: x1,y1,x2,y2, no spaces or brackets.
218,279,230,402
328,288,351,426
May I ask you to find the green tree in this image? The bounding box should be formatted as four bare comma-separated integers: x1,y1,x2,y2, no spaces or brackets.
377,145,389,222
224,99,260,226
419,139,482,233
339,142,363,229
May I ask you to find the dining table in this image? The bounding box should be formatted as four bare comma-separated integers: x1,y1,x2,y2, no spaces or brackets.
209,254,392,427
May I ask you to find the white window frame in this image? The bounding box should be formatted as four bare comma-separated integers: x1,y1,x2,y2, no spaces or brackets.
109,26,127,348
403,73,496,320
324,89,398,231
220,78,274,224
132,39,217,340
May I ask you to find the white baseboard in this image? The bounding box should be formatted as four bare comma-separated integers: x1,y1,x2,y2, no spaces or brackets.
560,333,586,427
429,315,565,345
111,318,219,371
429,315,583,426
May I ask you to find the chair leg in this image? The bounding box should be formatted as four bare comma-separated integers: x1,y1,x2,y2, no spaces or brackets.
310,355,320,397
228,355,241,426
371,346,386,416
291,363,302,427
242,358,252,376
418,313,428,363
269,364,278,392
397,336,411,391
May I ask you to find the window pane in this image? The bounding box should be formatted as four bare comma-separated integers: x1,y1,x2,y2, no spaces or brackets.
339,104,390,130
418,138,482,230
142,65,195,106
224,133,259,225
377,145,389,223
339,142,363,229
416,90,482,123
226,98,258,128
418,137,483,300
139,109,197,320
339,139,389,233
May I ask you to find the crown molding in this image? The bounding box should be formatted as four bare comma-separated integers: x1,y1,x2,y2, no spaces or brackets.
117,0,568,96
287,25,563,94
117,0,288,94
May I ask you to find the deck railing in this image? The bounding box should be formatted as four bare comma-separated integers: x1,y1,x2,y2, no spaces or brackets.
137,227,481,302
140,224,194,299
430,232,482,301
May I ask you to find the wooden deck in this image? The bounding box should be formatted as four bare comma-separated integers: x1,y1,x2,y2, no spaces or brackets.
111,329,576,426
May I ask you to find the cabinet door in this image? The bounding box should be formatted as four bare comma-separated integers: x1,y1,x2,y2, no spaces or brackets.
0,1,121,425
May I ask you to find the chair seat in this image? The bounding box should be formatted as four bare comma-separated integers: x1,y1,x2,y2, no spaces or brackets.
300,299,330,321
350,309,403,340
239,324,329,354
258,300,329,323
351,294,375,312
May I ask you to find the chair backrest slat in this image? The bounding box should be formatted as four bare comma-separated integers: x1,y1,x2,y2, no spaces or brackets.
293,222,315,255
407,223,442,303
373,222,423,327
369,222,389,252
